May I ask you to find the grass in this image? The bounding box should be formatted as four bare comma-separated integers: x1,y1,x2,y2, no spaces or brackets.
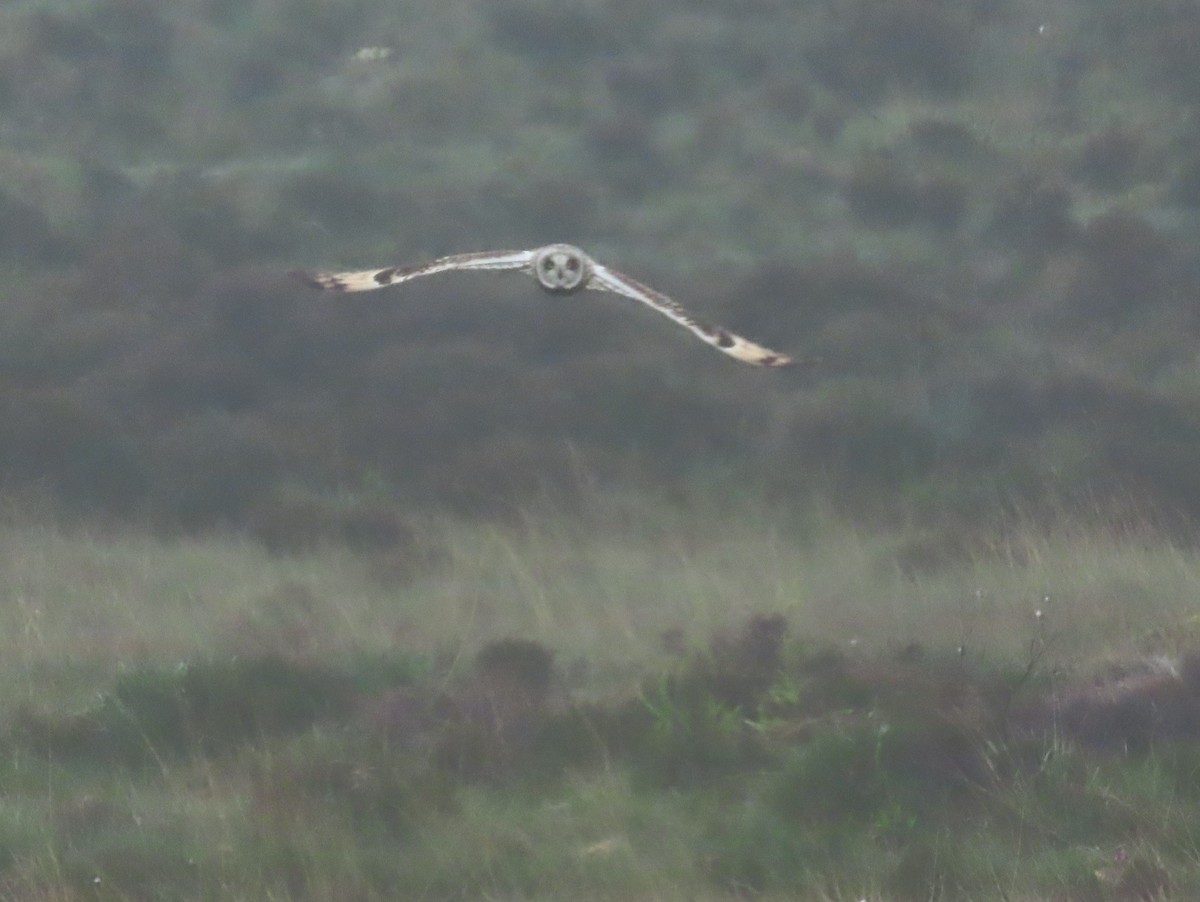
2,489,1200,899
1,0,1198,896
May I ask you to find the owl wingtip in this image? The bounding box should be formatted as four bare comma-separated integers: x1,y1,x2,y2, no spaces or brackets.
734,345,795,368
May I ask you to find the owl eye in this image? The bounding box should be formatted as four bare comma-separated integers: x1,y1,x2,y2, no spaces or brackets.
565,258,579,271
542,258,555,270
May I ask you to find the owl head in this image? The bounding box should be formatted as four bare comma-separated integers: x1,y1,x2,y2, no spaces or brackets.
531,243,591,294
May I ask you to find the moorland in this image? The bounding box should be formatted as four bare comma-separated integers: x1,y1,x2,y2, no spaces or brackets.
1,0,1199,897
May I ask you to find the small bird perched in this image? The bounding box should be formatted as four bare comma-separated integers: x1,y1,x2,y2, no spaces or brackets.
294,243,792,367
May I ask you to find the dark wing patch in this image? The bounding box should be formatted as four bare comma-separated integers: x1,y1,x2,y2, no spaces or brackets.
295,250,537,294
587,264,794,367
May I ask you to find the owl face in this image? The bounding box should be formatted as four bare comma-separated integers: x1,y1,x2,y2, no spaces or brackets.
532,243,591,294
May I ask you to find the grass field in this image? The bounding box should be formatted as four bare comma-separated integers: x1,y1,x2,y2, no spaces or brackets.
1,0,1198,897
2,489,1200,900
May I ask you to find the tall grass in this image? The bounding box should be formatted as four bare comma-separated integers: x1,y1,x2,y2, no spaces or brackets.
6,488,1200,697
3,490,1200,898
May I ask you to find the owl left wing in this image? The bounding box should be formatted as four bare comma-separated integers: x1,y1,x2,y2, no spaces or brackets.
588,264,793,367
293,249,536,292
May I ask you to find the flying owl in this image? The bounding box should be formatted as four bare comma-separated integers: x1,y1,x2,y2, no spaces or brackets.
293,243,792,367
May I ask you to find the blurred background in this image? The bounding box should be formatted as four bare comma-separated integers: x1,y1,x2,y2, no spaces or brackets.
0,0,1198,546
6,4,1200,896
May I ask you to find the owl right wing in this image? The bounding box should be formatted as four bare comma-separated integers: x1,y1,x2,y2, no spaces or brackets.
588,263,793,367
293,249,537,292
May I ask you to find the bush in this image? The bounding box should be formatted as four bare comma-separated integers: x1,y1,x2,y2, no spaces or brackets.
13,653,422,766
808,0,979,100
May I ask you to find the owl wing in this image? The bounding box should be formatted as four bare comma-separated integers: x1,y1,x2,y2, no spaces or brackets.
293,249,537,292
588,264,793,367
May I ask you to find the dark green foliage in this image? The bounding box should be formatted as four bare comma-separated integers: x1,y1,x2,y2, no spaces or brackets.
0,806,41,875
0,390,147,515
772,729,894,825
604,56,697,116
246,492,417,555
248,731,457,843
475,638,555,692
1173,154,1200,207
142,413,285,530
9,610,1200,897
488,1,618,65
31,1,173,83
0,0,1197,539
282,170,404,241
844,157,967,232
1134,10,1200,102
701,805,829,894
631,672,766,787
1068,210,1175,322
1,1,1200,896
340,649,431,694
845,156,929,229
683,619,1200,895
907,118,985,161
883,837,970,902
1074,126,1145,191
524,702,612,773
12,652,424,766
108,656,355,757
988,176,1079,253
0,191,77,265
808,0,980,99
702,728,973,895
1149,743,1200,799
59,823,205,900
786,393,941,490
432,638,571,781
622,614,791,786
82,207,213,307
584,115,673,198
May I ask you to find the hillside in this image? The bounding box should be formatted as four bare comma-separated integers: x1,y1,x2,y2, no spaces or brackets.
0,0,1196,535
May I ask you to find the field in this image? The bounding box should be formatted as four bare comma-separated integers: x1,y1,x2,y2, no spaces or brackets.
1,490,1198,900
1,0,1200,897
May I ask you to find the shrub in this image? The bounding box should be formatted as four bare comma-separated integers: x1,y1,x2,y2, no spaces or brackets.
245,492,416,555
0,389,147,515
11,654,419,765
1074,126,1145,191
988,176,1078,254
1067,210,1173,321
434,638,565,780
808,0,979,100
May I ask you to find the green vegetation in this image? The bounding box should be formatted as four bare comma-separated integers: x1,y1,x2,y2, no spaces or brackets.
0,0,1197,530
1,0,1199,897
0,494,1198,899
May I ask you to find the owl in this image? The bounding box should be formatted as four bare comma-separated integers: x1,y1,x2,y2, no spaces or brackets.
294,243,792,367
